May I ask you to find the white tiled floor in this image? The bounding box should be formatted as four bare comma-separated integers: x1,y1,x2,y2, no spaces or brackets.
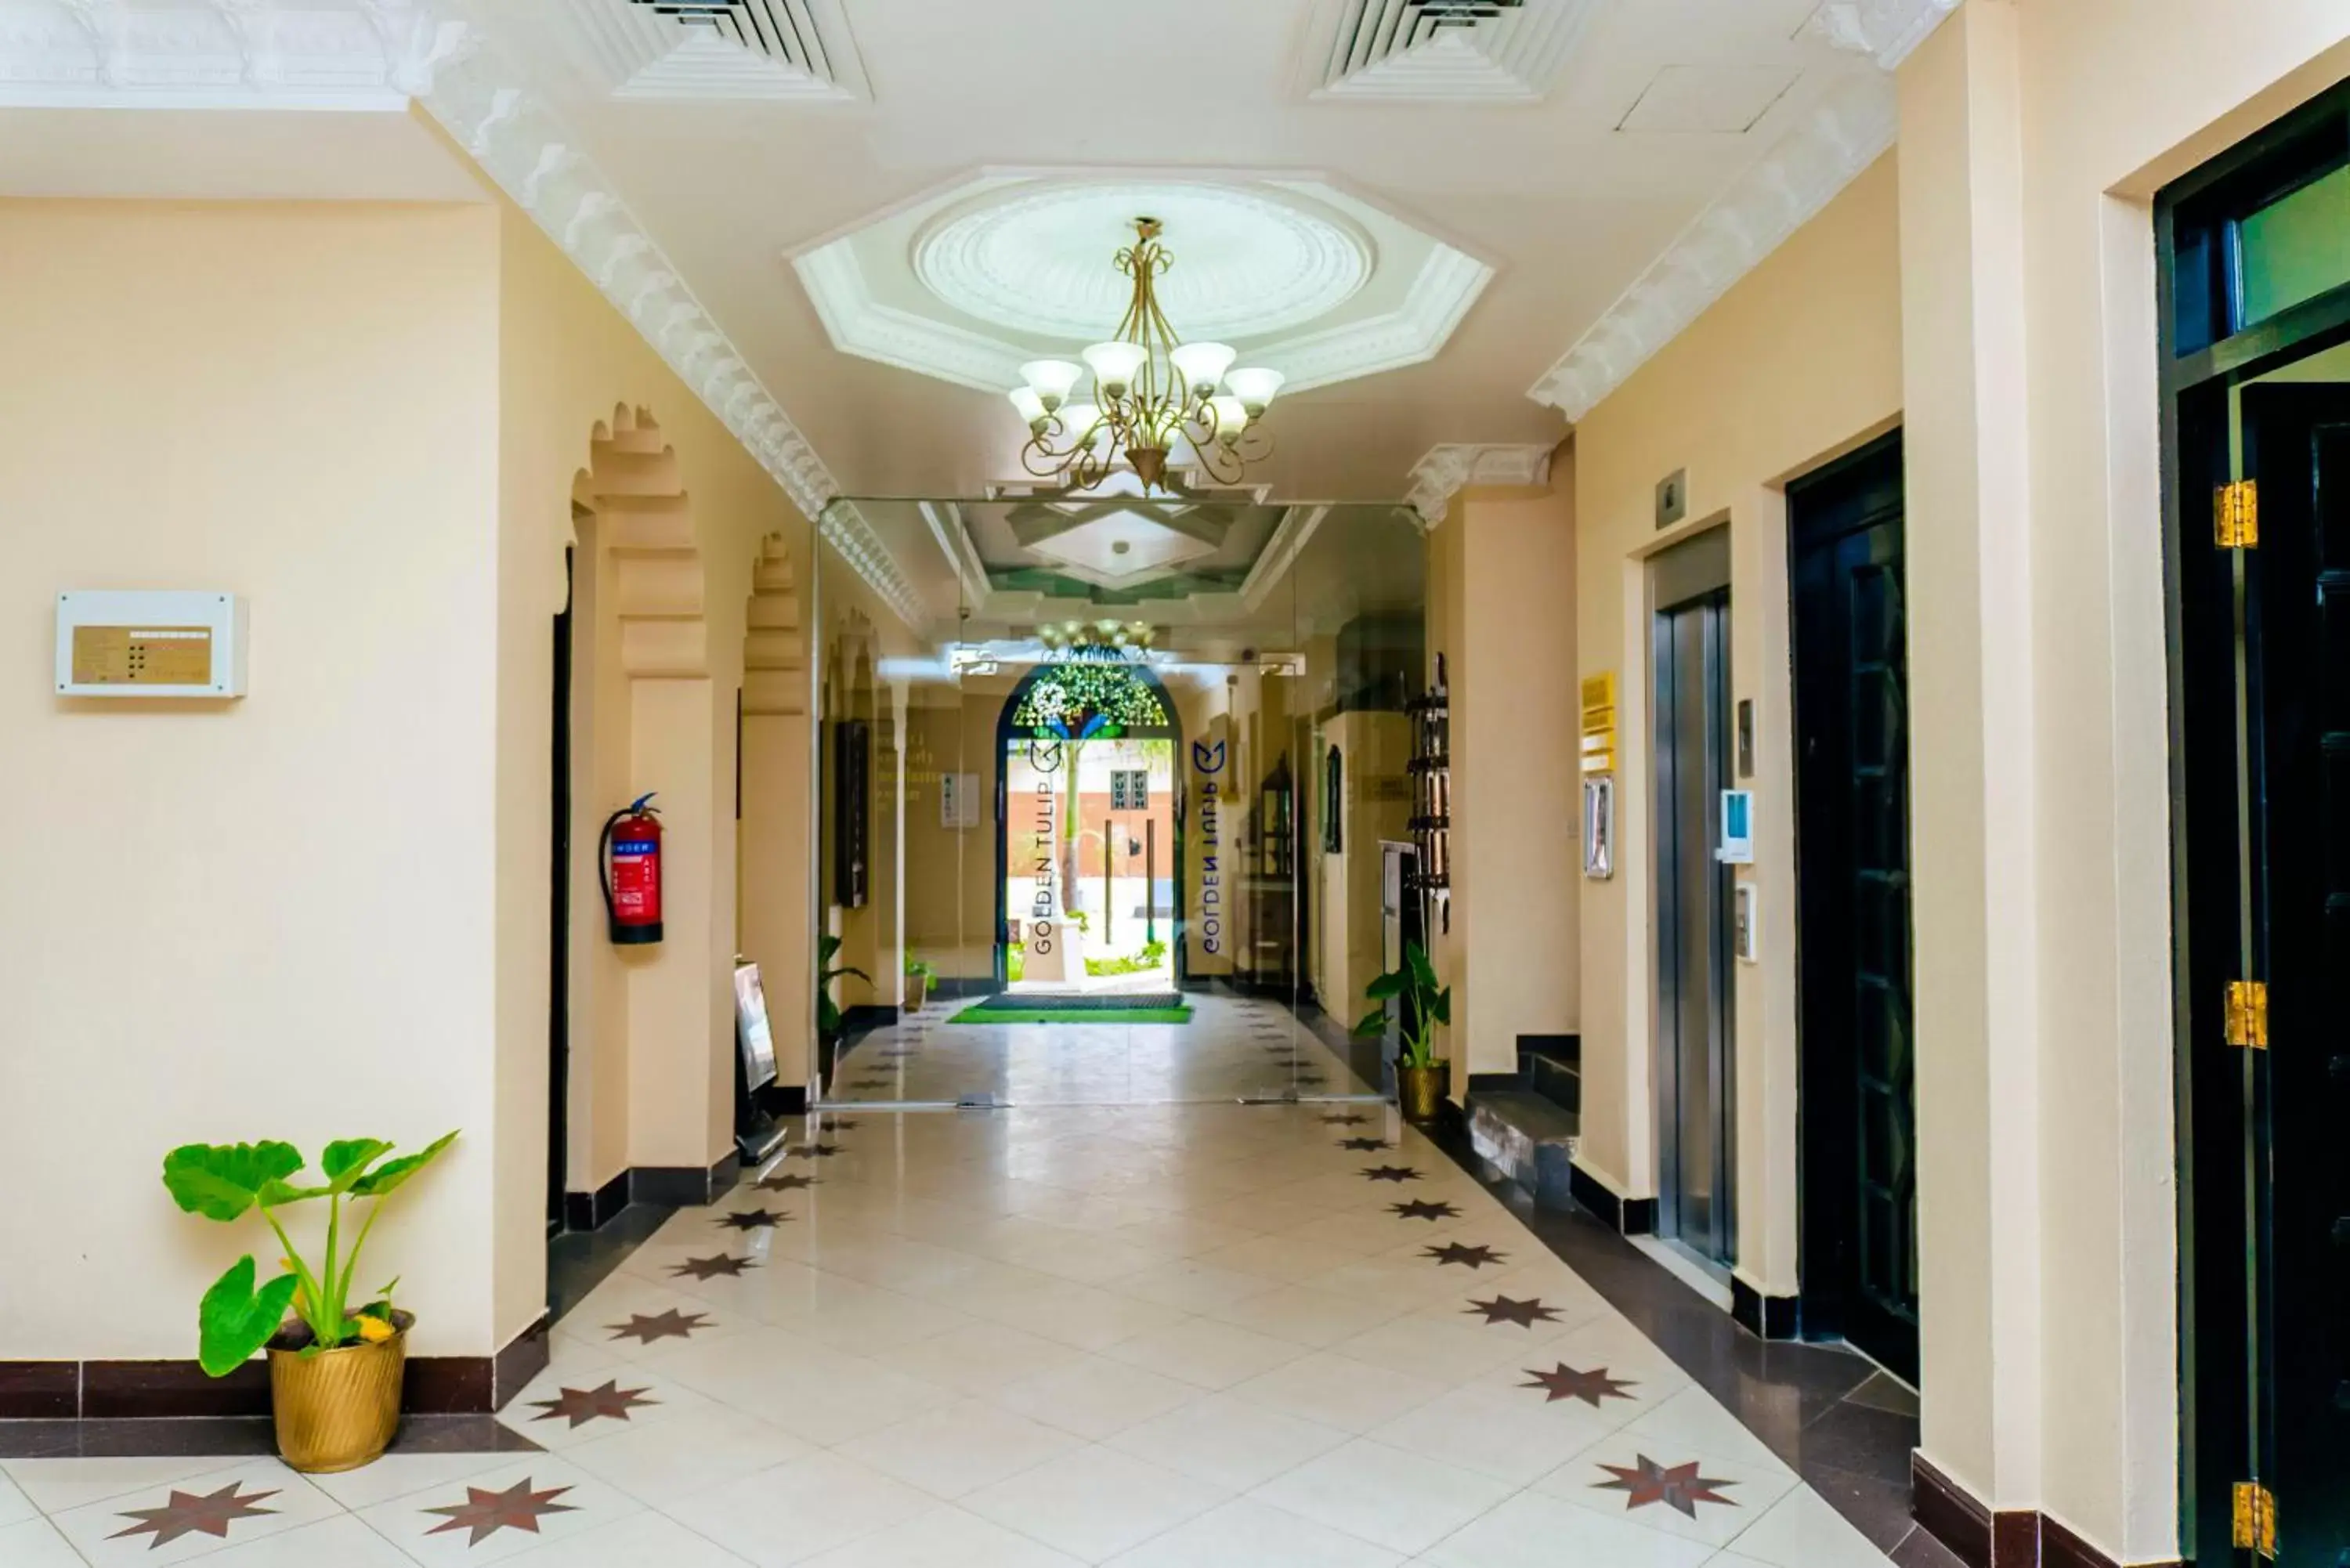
5,1028,1897,1565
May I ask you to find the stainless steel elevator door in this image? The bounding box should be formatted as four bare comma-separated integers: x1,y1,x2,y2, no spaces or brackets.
1653,587,1735,1268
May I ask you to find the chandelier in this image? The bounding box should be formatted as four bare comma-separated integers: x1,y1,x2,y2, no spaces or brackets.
1007,218,1286,493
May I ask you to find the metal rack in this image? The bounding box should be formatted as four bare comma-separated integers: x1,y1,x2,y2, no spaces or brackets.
1406,652,1452,934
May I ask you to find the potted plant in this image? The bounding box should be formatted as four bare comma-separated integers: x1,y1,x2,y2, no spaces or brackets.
818,933,870,1041
904,954,936,1013
162,1131,456,1473
1356,941,1452,1122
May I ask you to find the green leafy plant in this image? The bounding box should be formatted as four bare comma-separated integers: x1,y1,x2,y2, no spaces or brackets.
161,1132,457,1376
904,955,936,982
1354,941,1452,1069
819,933,870,1037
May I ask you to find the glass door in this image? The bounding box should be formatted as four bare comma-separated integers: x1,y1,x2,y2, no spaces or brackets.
810,494,1422,1110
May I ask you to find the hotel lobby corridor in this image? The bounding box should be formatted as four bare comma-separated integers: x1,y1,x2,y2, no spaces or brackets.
1,1106,1929,1566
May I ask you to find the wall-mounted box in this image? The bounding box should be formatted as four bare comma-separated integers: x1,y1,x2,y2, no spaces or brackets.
56,591,247,699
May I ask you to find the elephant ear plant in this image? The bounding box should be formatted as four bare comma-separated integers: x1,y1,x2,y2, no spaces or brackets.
817,933,870,1038
1355,940,1452,1068
163,1132,457,1376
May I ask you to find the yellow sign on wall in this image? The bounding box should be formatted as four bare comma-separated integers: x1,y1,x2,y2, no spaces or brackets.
1579,671,1618,774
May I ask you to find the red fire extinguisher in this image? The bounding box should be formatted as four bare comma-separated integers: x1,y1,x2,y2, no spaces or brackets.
598,793,663,945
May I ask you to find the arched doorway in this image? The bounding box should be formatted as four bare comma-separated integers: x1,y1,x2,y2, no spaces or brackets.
992,652,1184,990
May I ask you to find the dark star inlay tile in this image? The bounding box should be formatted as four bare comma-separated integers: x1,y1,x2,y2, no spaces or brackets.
786,1143,842,1159
423,1478,580,1545
528,1380,657,1430
1361,1165,1423,1183
110,1481,279,1547
606,1309,710,1346
1336,1136,1392,1151
1465,1294,1564,1328
1593,1454,1738,1517
755,1172,818,1191
848,1078,891,1089
1522,1362,1640,1407
1424,1241,1506,1268
716,1209,789,1230
1320,1113,1371,1125
670,1253,758,1281
1390,1199,1460,1220
823,1118,865,1129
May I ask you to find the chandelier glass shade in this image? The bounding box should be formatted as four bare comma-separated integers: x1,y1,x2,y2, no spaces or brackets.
1009,219,1285,492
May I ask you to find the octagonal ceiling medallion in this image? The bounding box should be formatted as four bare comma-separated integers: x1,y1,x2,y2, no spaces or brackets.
794,170,1492,398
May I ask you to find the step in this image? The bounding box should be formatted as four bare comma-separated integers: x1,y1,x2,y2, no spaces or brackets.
1466,1090,1579,1212
1524,1053,1581,1117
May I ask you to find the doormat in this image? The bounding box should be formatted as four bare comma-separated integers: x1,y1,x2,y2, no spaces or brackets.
950,1000,1192,1025
977,992,1183,1010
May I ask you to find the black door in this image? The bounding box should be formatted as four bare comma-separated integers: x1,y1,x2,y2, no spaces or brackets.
2180,381,2350,1563
1790,434,1918,1383
548,548,573,1239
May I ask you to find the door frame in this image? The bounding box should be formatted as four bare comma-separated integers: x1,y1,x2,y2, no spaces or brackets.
2155,81,2350,1561
1785,430,1916,1379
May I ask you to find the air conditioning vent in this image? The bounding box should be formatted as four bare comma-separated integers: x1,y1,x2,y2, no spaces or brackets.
565,0,870,102
625,1,833,77
1313,0,1596,103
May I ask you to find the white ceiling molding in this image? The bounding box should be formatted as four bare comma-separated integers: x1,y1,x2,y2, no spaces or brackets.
1805,0,1961,70
1524,70,1896,421
1405,441,1553,526
913,182,1374,344
559,0,870,102
794,170,1491,401
1241,505,1332,610
408,13,920,628
0,0,465,110
1307,0,1603,103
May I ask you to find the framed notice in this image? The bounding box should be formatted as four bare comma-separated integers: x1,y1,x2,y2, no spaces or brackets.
733,963,779,1090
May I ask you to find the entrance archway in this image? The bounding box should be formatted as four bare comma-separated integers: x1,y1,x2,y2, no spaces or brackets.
992,652,1184,990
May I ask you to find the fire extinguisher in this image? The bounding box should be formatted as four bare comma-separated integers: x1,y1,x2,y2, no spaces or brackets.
598,793,663,945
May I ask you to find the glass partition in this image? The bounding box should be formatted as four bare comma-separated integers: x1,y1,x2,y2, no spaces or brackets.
808,490,1427,1109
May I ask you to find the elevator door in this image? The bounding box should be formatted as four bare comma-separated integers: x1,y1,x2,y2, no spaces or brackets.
1654,580,1735,1268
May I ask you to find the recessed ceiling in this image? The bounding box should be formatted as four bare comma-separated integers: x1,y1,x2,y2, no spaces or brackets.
796,171,1490,399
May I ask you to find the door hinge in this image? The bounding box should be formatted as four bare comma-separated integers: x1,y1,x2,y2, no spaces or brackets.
2232,1480,2277,1557
2215,479,2260,547
2225,980,2269,1050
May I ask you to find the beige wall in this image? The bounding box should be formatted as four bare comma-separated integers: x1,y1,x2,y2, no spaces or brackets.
1316,710,1412,1023
1898,3,2350,1556
1572,156,1903,1302
1448,475,1581,1081
0,186,815,1365
0,198,505,1359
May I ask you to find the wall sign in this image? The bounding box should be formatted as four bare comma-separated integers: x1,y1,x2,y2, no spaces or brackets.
940,771,982,829
1579,671,1617,775
56,590,247,699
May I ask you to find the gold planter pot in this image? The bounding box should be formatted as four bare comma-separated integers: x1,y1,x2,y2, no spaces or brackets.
1397,1060,1449,1122
267,1313,409,1474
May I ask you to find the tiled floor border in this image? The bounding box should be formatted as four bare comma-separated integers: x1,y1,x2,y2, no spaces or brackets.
1418,1107,1965,1568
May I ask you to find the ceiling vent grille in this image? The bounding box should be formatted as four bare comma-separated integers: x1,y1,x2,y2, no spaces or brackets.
625,1,832,77
1312,0,1597,103
566,0,869,101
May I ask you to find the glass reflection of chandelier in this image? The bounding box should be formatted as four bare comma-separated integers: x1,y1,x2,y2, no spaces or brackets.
1007,219,1285,493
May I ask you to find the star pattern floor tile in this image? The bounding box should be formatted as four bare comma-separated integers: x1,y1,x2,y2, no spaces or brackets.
5,1086,1896,1567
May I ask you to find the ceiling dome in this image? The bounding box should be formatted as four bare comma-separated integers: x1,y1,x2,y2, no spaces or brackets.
913,181,1375,344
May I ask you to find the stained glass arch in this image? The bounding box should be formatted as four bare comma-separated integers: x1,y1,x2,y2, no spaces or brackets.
1004,655,1177,741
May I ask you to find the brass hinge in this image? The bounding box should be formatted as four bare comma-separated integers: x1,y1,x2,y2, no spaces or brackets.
2216,479,2260,547
2232,1480,2277,1557
2225,981,2269,1050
